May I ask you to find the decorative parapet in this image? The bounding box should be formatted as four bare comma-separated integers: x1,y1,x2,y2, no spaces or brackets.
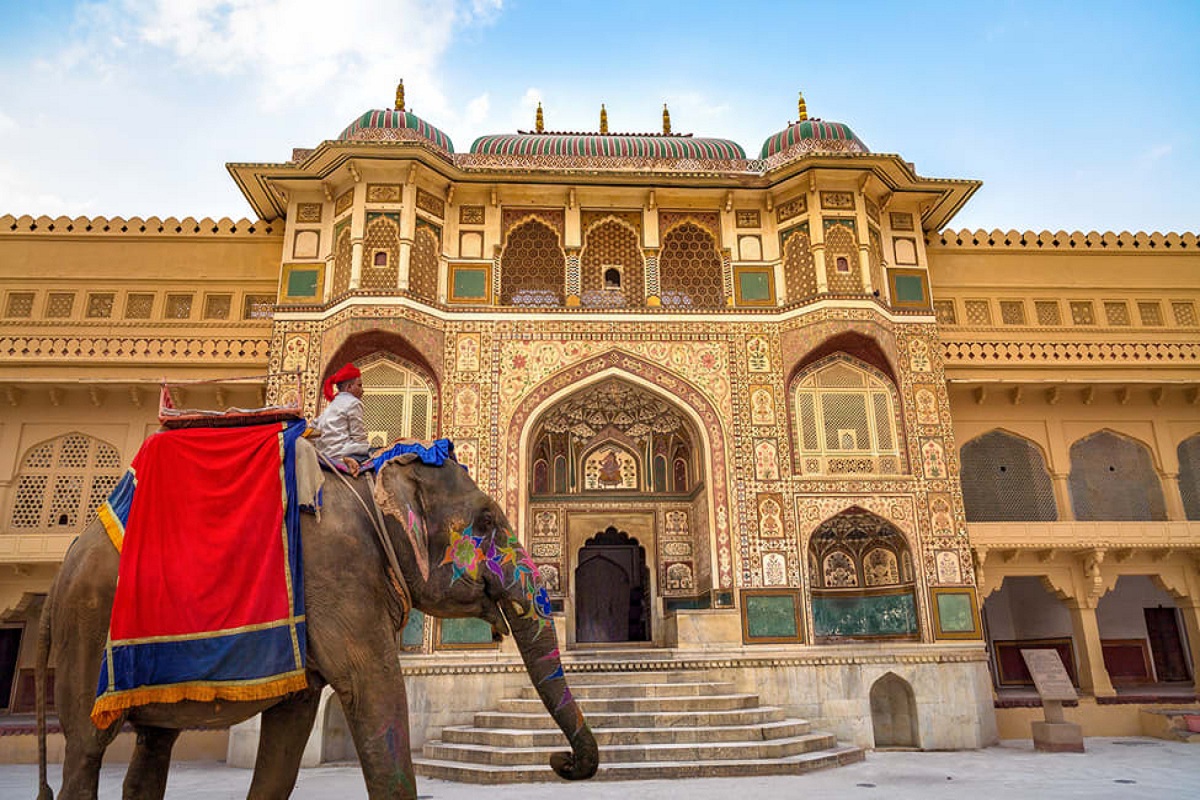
968,521,1200,550
930,229,1198,251
0,215,278,237
0,334,272,363
942,340,1200,365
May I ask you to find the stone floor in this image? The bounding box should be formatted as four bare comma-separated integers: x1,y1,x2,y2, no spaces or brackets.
3,738,1195,799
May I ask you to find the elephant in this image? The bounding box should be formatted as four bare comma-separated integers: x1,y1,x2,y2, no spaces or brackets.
35,449,598,799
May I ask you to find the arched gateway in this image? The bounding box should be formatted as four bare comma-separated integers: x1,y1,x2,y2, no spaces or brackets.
520,374,716,646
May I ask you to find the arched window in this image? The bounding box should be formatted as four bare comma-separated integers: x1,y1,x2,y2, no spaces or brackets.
793,356,902,476
781,226,817,302
1178,434,1200,520
808,509,918,641
533,459,549,494
653,455,668,492
672,453,689,492
358,357,436,448
553,455,568,493
330,222,352,295
961,431,1057,521
409,223,441,303
500,219,565,307
581,219,642,307
9,434,123,532
659,222,723,308
360,213,400,290
1069,431,1165,521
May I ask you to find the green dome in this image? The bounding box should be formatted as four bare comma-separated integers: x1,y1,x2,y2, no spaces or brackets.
337,109,454,153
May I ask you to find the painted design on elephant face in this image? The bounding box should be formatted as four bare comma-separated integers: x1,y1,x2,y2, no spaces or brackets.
442,523,485,582
401,504,431,581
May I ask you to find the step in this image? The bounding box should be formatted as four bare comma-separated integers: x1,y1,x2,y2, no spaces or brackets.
422,732,838,766
441,718,812,747
497,693,760,714
413,745,866,784
563,670,718,685
515,681,736,700
475,705,788,730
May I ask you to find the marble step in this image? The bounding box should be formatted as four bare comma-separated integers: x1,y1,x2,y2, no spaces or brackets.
563,670,724,685
441,718,813,747
474,705,789,730
496,693,760,714
514,681,737,700
422,731,839,767
413,745,866,784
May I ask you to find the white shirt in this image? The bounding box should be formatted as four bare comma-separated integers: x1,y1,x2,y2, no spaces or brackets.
314,391,370,460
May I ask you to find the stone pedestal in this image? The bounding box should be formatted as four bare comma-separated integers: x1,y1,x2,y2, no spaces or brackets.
1031,699,1083,753
1031,720,1084,752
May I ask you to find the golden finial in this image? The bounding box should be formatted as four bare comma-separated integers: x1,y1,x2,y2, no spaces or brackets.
797,91,808,122
395,80,406,112
536,102,544,133
662,103,671,135
600,103,608,134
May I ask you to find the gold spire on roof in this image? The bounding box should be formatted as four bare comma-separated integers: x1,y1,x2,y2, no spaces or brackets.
395,80,406,112
662,103,671,135
797,91,808,122
536,102,544,133
600,103,608,134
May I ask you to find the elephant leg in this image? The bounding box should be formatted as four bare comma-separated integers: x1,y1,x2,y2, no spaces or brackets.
246,688,322,800
58,718,122,800
121,726,180,800
326,653,415,800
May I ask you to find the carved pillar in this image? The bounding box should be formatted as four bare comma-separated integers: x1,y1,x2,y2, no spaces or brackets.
1177,599,1200,694
349,238,364,290
491,245,502,307
398,183,416,291
1066,601,1116,697
721,248,734,307
565,248,581,307
1051,473,1075,521
348,181,366,290
644,249,661,307
810,224,828,294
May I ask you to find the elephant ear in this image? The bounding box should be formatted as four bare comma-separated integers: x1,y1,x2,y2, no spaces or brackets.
373,454,432,582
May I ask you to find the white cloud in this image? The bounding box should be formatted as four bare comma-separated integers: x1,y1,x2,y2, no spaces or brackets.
0,161,98,217
465,93,490,126
0,112,16,135
1138,143,1173,165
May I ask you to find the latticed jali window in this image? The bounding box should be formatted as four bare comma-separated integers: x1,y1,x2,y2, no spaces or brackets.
9,434,123,532
823,222,863,294
659,223,723,308
782,228,817,302
1069,431,1166,521
793,357,901,475
960,430,1057,521
331,223,352,296
581,220,643,307
500,219,565,306
409,224,441,302
361,213,400,291
360,358,435,448
1178,434,1200,520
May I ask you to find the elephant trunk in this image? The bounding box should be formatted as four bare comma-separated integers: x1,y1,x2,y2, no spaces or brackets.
503,607,599,780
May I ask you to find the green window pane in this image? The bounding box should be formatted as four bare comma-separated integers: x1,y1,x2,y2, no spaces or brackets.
286,269,320,298
738,271,771,302
745,594,798,639
936,592,975,633
813,591,917,637
439,616,494,645
453,268,488,299
894,274,926,304
401,609,425,648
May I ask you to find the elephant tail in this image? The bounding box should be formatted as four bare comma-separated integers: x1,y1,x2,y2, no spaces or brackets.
35,593,53,800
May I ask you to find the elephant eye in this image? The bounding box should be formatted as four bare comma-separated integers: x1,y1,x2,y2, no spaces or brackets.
478,509,496,530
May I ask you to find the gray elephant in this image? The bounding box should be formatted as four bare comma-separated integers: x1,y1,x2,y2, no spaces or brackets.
35,452,598,799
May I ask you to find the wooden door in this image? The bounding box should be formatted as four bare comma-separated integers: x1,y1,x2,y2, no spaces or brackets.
1145,607,1191,682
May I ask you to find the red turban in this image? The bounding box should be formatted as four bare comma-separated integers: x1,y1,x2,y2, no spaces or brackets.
322,363,361,401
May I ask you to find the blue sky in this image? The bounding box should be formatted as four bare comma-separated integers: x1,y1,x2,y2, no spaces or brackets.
0,1,1196,232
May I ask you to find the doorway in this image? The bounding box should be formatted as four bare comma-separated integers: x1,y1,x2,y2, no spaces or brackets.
575,527,650,643
1145,607,1191,682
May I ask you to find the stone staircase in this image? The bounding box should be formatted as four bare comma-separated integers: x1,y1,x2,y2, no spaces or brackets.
413,668,864,783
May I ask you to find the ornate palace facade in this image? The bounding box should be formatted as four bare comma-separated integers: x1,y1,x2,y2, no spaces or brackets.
1,85,1197,750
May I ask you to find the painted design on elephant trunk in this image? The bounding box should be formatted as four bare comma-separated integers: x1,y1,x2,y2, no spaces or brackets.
442,523,553,636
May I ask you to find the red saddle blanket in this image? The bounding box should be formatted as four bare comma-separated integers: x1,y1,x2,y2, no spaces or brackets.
92,420,308,729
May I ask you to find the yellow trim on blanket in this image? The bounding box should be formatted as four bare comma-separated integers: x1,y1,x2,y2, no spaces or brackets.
98,503,124,553
90,670,309,730
108,615,307,647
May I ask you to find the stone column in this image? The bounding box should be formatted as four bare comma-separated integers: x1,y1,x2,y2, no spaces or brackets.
348,182,366,290
1161,472,1187,520
1176,598,1200,694
1051,473,1075,521
397,183,417,291
721,248,734,307
565,248,581,306
1066,601,1116,697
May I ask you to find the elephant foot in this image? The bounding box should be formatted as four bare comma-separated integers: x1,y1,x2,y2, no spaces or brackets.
550,750,599,781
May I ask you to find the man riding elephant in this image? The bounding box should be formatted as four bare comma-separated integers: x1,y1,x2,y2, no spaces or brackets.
36,430,597,799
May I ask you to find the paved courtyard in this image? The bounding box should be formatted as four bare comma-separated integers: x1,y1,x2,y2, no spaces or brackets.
2,738,1196,799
